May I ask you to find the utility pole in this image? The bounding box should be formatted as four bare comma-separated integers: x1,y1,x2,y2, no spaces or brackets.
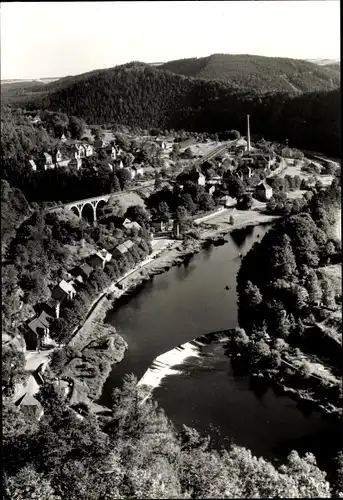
247,114,251,153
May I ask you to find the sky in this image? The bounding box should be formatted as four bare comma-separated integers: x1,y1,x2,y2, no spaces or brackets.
0,1,340,80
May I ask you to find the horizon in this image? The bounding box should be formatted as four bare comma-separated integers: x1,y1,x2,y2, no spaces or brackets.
1,1,340,80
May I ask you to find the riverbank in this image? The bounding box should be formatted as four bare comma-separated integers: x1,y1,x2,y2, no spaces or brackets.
60,208,279,412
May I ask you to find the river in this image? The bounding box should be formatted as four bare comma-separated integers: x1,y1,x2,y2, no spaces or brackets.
98,222,340,468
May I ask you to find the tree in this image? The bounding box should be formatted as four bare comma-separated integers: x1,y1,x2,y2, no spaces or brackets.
305,269,322,306
156,201,171,223
236,193,253,210
5,465,62,500
2,346,26,393
243,281,263,307
224,174,245,199
178,193,196,214
117,168,132,189
198,193,214,212
227,130,241,140
320,275,336,309
68,116,85,139
154,172,162,191
125,205,150,228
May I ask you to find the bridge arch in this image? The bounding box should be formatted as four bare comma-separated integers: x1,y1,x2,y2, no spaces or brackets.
81,202,96,224
70,205,81,218
96,199,107,221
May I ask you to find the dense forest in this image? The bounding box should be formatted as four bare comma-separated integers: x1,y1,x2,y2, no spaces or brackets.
5,63,341,158
158,54,340,93
3,374,342,499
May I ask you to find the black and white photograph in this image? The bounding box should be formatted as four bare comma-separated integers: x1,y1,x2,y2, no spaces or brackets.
1,1,341,498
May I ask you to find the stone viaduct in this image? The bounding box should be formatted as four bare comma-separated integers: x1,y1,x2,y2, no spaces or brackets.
47,193,114,223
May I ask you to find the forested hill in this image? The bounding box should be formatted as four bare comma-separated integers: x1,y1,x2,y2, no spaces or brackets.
5,62,341,157
157,54,340,93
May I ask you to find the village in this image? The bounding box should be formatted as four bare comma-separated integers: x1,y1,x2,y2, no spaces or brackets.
5,114,338,421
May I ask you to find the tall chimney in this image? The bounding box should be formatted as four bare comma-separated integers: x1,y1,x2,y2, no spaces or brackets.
247,114,251,152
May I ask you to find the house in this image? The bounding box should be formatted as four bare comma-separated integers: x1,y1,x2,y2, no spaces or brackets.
68,144,82,159
31,115,42,125
78,144,86,158
60,134,67,143
56,159,71,168
255,181,273,201
25,310,53,350
132,165,144,177
239,165,252,179
114,159,124,170
106,145,117,160
205,185,216,196
51,280,76,303
178,138,196,150
87,249,112,269
83,144,94,157
28,159,37,171
206,175,222,186
214,194,236,208
38,152,54,170
155,140,167,150
111,243,129,258
151,220,170,232
69,158,82,170
73,263,93,283
94,138,106,149
122,218,142,231
44,298,61,319
123,239,134,251
181,167,206,186
52,148,62,164
111,239,134,258
126,167,136,180
15,393,44,421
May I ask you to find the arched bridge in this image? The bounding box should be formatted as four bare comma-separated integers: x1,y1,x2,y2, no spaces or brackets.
47,194,113,223
45,180,155,223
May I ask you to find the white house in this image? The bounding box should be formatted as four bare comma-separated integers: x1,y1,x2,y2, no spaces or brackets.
255,181,273,201
51,280,77,303
122,218,142,231
28,159,37,171
132,165,144,176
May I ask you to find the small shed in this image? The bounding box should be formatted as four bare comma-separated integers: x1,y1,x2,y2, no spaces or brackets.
122,218,142,231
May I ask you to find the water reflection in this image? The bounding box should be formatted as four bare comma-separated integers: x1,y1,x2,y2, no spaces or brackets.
230,225,254,249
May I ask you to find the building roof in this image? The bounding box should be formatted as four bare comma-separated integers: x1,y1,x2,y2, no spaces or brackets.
28,317,46,336
257,181,271,191
38,310,53,328
114,243,128,255
123,239,134,250
28,159,36,168
16,393,43,409
43,152,52,160
80,263,93,276
123,218,141,231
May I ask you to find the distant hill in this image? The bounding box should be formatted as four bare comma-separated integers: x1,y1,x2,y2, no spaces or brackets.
3,61,341,157
1,77,61,98
158,54,340,94
306,58,340,66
